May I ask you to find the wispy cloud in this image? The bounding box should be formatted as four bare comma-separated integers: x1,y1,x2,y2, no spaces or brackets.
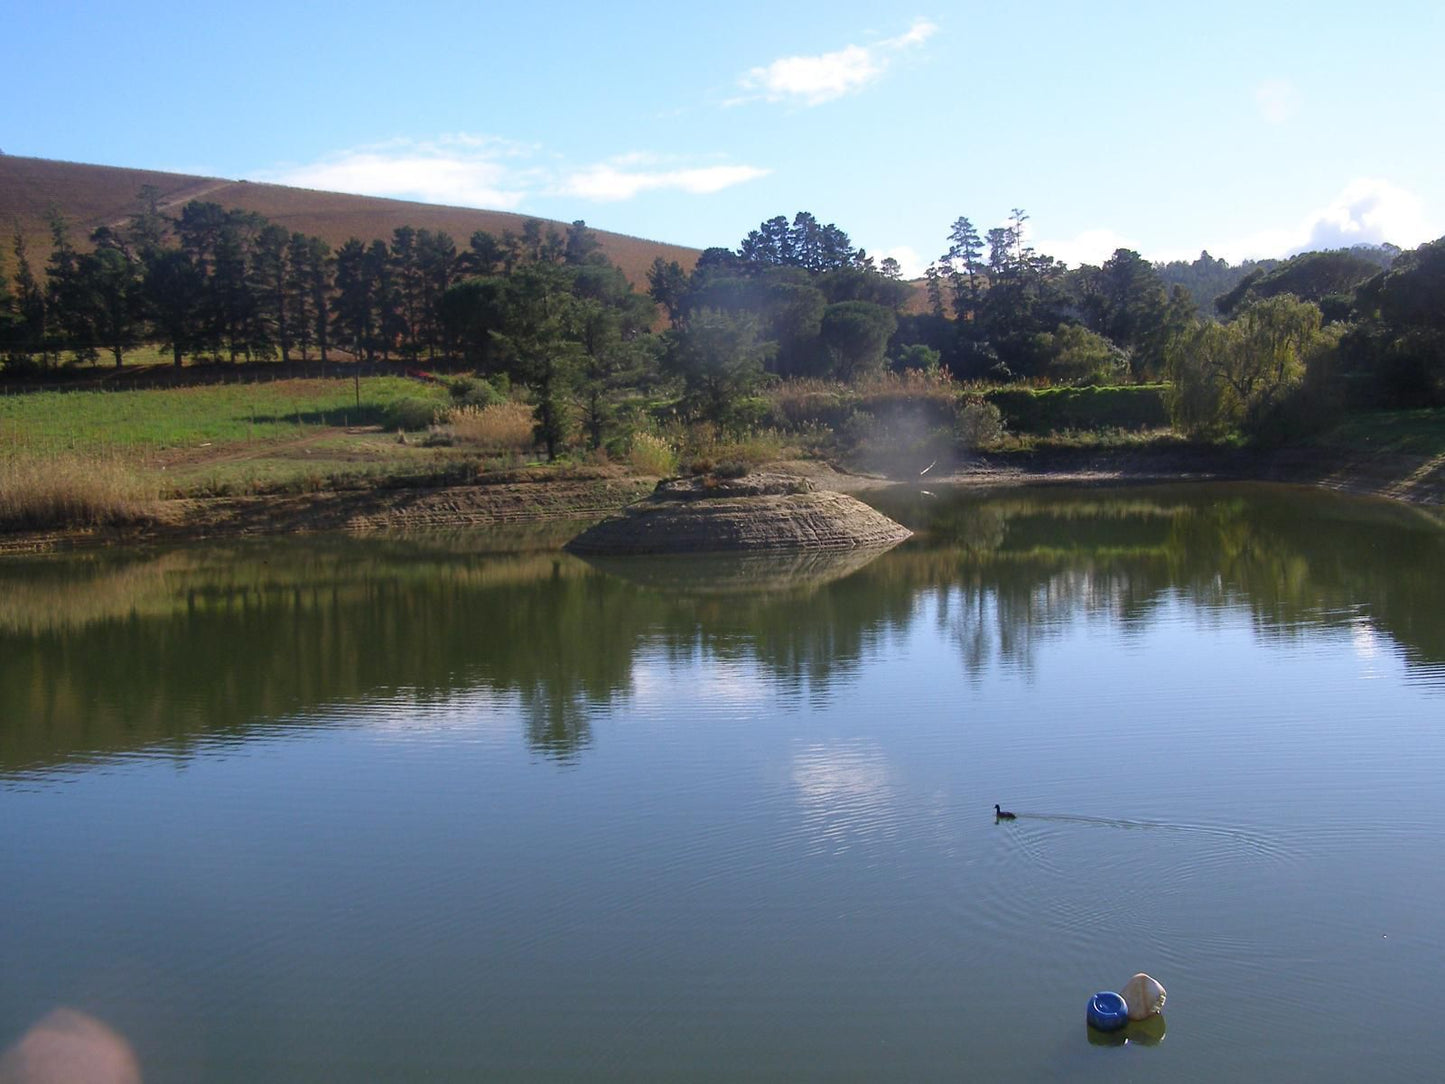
259,135,767,209
733,17,938,107
559,159,770,202
1254,78,1300,125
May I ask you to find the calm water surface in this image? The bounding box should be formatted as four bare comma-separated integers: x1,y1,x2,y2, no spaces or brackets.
2,484,1444,1081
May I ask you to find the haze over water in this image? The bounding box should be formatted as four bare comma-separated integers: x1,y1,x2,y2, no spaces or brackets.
3,483,1443,1081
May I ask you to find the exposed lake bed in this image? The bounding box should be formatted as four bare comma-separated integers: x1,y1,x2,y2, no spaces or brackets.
3,483,1443,1081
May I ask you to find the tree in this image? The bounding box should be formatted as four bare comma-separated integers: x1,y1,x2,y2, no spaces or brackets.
9,231,47,367
366,239,400,360
564,220,601,265
1215,248,1382,318
44,208,85,360
943,215,984,322
126,185,169,257
72,246,142,366
390,226,424,359
491,262,584,459
331,239,374,360
646,258,689,327
924,263,946,319
252,223,291,360
0,264,17,361
663,308,773,426
1072,248,1189,379
820,300,897,380
463,230,503,276
1165,296,1334,434
1344,237,1445,405
416,230,457,360
142,248,204,367
1043,323,1127,386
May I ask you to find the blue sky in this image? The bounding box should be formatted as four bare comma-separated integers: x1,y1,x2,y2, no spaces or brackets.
7,0,1443,272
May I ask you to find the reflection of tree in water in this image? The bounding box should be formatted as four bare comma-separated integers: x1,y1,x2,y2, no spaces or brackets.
871,484,1445,683
2,487,1441,772
0,542,653,771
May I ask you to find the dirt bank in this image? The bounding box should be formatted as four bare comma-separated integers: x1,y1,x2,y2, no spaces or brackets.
2,446,1440,556
0,471,656,555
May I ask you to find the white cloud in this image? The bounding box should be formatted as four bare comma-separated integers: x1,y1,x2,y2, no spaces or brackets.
1030,227,1142,268
1299,178,1431,250
791,742,900,849
735,18,937,106
1254,78,1300,125
878,245,926,278
1190,178,1437,263
261,135,768,209
261,135,535,209
559,162,770,202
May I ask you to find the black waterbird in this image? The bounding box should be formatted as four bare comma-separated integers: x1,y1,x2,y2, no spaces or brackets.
994,804,1016,820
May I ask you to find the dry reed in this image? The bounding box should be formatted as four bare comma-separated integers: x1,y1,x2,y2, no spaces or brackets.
0,454,160,530
627,432,677,476
441,402,536,452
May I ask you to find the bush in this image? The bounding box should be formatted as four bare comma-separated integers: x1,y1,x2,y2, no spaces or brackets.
448,374,506,409
986,385,1169,433
956,401,1005,448
383,396,443,431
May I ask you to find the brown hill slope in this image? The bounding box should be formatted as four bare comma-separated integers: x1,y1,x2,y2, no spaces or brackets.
0,154,700,286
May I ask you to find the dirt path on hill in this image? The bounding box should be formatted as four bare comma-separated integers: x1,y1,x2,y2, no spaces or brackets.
104,178,232,231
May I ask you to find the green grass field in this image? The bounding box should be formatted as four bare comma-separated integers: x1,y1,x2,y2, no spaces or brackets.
0,376,463,497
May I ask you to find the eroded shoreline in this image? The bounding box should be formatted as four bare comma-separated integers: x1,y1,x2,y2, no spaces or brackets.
2,447,1441,555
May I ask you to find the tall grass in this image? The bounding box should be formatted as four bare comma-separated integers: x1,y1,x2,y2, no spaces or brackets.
627,432,678,476
442,401,537,452
0,454,160,530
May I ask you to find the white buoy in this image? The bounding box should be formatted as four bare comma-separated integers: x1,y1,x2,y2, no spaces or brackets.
1120,973,1167,1020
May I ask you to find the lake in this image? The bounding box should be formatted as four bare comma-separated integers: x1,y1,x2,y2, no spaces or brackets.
2,483,1443,1082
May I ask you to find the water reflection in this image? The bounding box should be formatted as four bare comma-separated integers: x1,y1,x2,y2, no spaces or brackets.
1,484,1441,775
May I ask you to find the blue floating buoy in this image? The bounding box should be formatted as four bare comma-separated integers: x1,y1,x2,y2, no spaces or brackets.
1087,990,1129,1032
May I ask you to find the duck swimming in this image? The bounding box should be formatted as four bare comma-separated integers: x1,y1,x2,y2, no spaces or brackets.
994,804,1016,820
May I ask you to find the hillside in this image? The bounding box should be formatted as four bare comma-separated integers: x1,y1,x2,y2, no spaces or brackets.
0,154,701,287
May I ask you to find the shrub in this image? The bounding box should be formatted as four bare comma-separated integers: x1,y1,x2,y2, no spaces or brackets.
956,401,1005,448
987,385,1169,433
448,374,506,409
383,396,443,431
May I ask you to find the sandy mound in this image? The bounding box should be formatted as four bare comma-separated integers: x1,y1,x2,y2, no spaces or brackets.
564,472,912,556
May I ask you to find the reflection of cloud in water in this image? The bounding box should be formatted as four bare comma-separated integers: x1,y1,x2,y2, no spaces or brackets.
630,654,771,710
355,688,522,746
791,742,900,853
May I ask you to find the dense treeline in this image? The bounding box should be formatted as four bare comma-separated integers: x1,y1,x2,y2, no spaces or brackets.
2,188,1441,455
